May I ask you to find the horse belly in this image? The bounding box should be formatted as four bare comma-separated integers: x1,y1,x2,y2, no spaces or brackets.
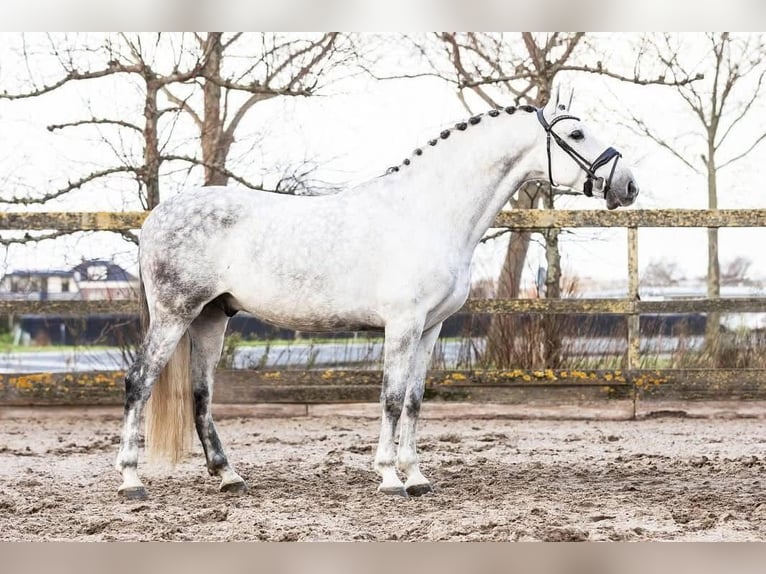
230,289,384,333
248,307,383,333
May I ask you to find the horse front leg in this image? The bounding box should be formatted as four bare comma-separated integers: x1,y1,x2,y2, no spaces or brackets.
398,322,442,496
374,320,423,496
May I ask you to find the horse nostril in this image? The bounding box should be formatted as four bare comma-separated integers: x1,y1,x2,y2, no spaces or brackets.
627,180,638,198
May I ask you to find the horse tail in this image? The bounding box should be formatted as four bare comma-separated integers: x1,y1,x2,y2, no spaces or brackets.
142,275,195,465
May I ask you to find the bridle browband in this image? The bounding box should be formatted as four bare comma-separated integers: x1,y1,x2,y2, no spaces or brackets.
536,107,621,198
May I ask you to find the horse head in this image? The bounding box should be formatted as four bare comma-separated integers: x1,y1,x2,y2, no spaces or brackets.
537,86,639,210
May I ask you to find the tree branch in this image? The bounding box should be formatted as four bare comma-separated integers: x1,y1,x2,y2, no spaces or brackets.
161,86,203,129
222,32,243,51
0,165,137,205
441,32,499,108
0,61,143,100
717,131,766,170
264,33,335,88
47,117,143,133
480,228,512,243
556,33,585,69
0,230,72,246
287,33,339,92
222,92,277,143
462,64,703,89
715,65,766,150
161,154,270,190
358,64,457,84
200,75,312,97
624,110,701,173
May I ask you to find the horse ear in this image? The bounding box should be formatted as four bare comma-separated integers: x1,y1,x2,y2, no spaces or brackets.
551,83,574,113
543,85,561,117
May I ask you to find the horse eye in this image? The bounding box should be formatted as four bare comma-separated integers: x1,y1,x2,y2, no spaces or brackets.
569,130,584,141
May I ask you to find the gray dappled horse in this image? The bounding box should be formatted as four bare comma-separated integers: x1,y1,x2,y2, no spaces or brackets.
116,92,639,500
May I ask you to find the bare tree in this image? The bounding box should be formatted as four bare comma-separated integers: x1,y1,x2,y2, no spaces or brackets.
0,32,354,226
643,259,684,286
401,32,695,367
162,32,353,187
721,256,753,285
627,33,766,348
0,33,209,211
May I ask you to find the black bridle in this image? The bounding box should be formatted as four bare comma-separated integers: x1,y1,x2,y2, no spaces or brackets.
536,108,621,198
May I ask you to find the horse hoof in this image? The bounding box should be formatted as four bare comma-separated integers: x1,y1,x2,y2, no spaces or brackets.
119,486,148,500
406,483,433,497
378,485,408,497
220,480,248,494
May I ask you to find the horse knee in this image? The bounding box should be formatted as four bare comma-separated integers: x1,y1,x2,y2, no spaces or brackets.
382,392,404,420
404,395,421,419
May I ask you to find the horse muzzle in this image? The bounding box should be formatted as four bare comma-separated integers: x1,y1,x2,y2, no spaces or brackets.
605,178,639,210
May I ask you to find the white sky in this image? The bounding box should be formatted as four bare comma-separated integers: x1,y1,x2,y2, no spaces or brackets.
0,32,765,294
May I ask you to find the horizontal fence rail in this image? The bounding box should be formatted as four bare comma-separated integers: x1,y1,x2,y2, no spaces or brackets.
492,208,766,229
466,297,766,314
0,211,146,232
2,208,766,413
2,296,764,316
0,300,137,315
3,368,766,407
2,208,766,232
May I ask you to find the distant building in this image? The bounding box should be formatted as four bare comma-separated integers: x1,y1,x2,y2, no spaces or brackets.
70,260,138,301
0,259,138,302
0,269,78,301
1,260,139,346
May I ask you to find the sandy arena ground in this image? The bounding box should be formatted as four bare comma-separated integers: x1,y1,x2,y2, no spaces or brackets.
2,403,766,541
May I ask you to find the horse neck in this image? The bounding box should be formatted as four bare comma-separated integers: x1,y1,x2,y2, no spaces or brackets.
394,113,543,251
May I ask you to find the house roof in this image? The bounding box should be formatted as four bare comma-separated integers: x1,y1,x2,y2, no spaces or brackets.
71,259,137,282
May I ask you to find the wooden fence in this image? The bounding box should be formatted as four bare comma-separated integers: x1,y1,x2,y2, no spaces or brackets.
1,209,765,415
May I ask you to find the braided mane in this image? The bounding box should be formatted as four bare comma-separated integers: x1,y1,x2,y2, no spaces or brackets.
384,105,536,176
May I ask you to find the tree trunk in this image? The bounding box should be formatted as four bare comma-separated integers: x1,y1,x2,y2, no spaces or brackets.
542,185,563,367
201,33,233,187
143,80,161,209
485,183,542,367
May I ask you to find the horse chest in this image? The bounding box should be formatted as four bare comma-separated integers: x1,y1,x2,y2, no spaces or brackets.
423,266,471,328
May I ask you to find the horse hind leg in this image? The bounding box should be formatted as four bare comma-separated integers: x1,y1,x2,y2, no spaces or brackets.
189,299,247,493
115,316,190,499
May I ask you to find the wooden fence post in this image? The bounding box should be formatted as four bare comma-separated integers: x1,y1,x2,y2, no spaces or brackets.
627,226,640,418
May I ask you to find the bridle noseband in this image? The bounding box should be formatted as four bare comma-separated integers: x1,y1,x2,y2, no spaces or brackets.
536,107,621,198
